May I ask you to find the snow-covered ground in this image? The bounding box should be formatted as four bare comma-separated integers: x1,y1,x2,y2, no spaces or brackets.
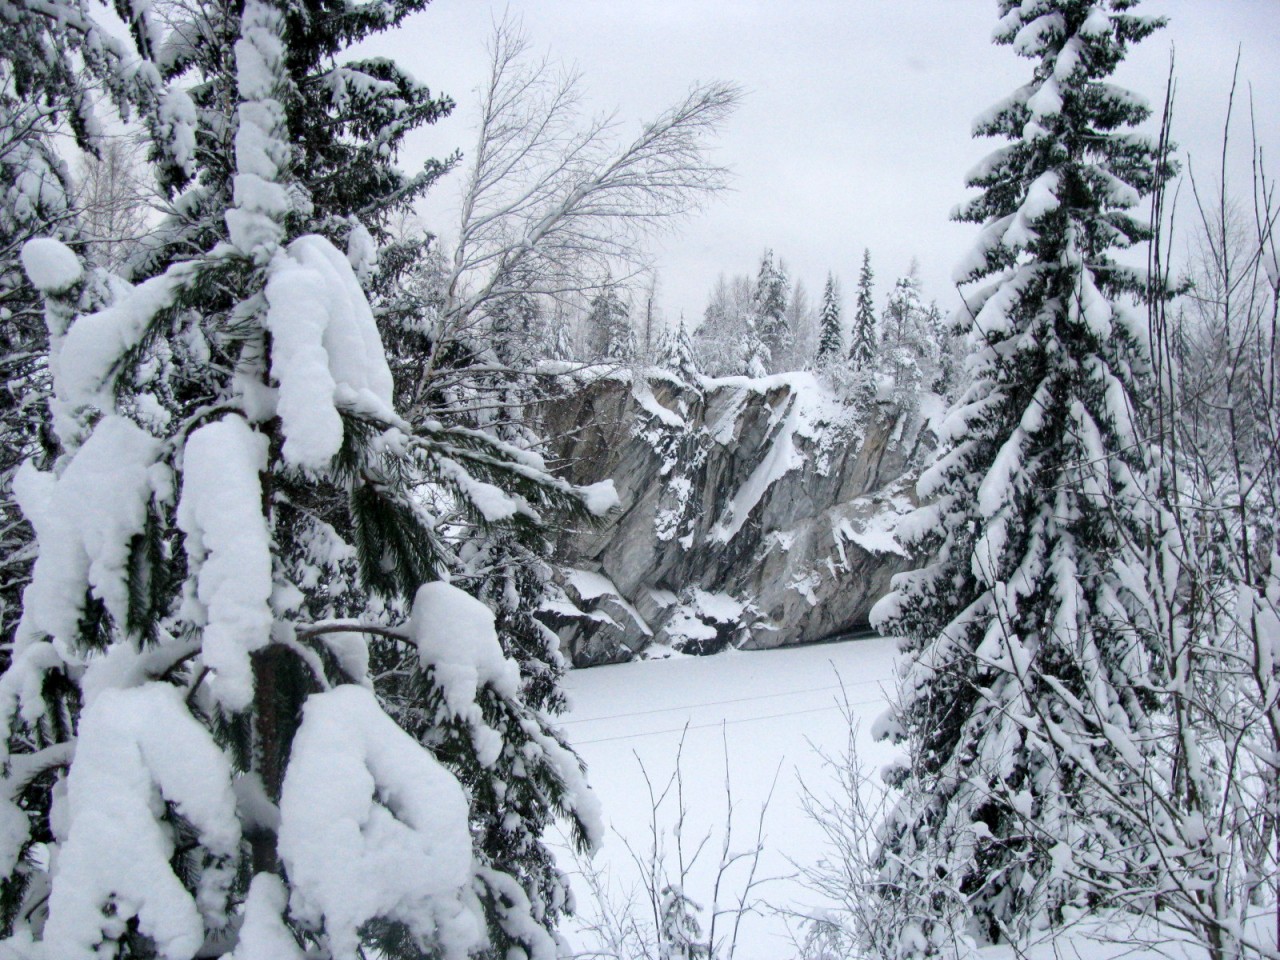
557,634,901,960
556,639,1237,960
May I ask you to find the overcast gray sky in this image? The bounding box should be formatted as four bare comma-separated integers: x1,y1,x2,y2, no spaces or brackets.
368,1,1280,325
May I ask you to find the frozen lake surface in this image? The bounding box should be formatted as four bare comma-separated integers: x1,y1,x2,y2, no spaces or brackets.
557,634,901,959
557,636,1236,960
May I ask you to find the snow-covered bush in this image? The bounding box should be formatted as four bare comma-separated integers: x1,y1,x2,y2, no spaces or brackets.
791,702,976,960
568,737,772,960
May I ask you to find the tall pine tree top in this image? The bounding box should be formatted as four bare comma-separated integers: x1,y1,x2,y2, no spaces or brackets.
135,0,455,279
849,249,876,369
816,272,843,363
953,0,1165,288
871,0,1171,949
752,249,790,371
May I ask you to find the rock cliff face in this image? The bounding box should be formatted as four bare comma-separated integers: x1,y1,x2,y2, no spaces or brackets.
541,371,931,666
540,371,931,665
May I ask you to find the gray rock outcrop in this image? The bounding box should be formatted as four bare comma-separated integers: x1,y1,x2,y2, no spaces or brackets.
541,371,931,666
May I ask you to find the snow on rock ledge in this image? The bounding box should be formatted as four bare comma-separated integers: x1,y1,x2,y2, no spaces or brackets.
541,371,928,665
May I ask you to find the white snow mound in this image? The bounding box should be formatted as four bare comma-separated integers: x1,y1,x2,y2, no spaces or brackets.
410,581,522,716
264,234,396,469
21,237,82,293
15,415,162,655
177,416,273,711
43,684,240,960
278,685,479,960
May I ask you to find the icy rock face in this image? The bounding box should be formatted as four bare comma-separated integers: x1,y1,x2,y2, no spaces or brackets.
542,371,929,665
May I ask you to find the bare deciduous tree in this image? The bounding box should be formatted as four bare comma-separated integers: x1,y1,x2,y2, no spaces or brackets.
409,16,738,411
566,730,778,960
75,136,151,272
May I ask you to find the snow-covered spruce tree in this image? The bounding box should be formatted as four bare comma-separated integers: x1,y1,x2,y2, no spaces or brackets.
399,266,608,949
0,1,609,957
871,0,1171,948
659,316,703,389
849,249,880,371
816,273,843,364
849,249,876,370
0,0,167,649
743,314,771,380
132,0,455,281
879,270,925,348
928,301,964,400
753,249,791,372
585,285,635,362
546,303,576,362
876,269,942,404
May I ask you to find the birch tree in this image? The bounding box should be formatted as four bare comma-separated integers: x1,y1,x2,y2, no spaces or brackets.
412,17,738,412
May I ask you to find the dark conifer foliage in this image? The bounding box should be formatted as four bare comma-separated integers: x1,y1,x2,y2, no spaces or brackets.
134,0,456,280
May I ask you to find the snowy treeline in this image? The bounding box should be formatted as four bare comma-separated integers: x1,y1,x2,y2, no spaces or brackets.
678,251,962,426
533,242,960,412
